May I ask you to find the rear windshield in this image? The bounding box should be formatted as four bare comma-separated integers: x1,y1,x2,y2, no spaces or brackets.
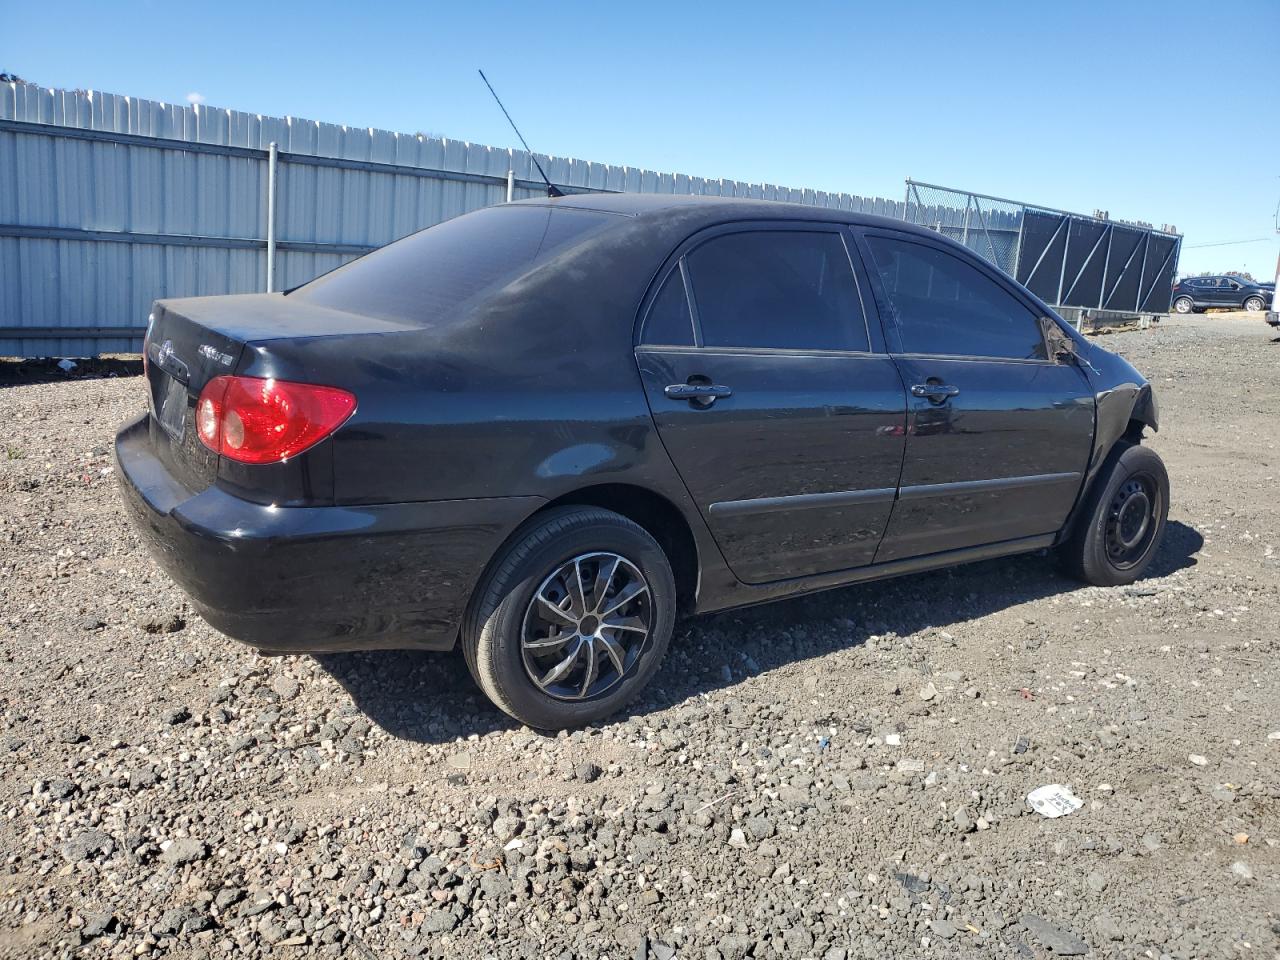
291,205,617,323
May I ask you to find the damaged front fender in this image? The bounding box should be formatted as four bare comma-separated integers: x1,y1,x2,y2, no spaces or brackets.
1056,344,1159,544
1084,341,1158,474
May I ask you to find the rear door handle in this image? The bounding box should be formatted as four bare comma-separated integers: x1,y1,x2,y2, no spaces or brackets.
911,383,960,403
665,382,733,403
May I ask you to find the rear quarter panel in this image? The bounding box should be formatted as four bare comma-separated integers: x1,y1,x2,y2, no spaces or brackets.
235,212,740,611
237,219,688,507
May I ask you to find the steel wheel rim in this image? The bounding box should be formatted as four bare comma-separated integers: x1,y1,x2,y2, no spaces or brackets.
520,552,652,701
1105,475,1160,569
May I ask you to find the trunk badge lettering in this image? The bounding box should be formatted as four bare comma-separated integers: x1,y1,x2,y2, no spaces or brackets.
198,344,234,367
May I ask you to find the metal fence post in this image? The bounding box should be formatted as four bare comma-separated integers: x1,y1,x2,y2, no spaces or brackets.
1098,225,1114,309
506,169,514,203
265,141,278,293
1056,217,1071,306
1010,203,1024,281
1134,234,1149,312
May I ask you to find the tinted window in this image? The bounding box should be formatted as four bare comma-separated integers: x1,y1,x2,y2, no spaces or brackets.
292,205,615,324
641,269,694,345
865,236,1046,360
685,231,868,351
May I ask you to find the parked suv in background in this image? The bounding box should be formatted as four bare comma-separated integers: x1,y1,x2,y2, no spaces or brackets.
1171,276,1273,313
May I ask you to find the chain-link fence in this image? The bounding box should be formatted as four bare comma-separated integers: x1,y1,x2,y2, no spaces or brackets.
903,180,1023,276
901,180,1182,313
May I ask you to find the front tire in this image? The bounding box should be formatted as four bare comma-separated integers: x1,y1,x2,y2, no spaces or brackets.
462,506,676,729
1244,296,1265,313
1060,443,1169,587
1173,296,1193,314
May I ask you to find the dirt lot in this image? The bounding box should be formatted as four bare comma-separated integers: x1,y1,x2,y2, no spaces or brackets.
0,313,1277,960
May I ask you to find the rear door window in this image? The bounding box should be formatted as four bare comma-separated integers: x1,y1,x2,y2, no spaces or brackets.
292,205,616,324
684,231,869,352
864,234,1047,361
641,269,695,346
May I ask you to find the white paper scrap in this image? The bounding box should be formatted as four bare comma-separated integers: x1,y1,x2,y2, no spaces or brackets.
1027,783,1084,818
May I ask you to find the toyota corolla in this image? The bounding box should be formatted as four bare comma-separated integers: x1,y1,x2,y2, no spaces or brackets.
117,194,1168,729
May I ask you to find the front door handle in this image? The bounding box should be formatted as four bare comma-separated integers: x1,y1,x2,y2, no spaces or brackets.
911,382,960,403
664,382,733,406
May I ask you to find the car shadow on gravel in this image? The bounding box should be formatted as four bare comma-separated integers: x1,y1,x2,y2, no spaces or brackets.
314,648,521,742
316,521,1203,743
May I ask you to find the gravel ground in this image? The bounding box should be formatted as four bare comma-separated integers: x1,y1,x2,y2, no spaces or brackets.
0,313,1277,960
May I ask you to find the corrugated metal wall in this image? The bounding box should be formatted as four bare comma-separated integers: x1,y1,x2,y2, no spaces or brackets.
0,82,905,357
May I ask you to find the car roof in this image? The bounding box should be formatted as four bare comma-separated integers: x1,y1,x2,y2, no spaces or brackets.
510,191,937,237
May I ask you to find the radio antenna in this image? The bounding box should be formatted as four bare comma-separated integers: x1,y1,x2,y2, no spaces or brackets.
478,69,563,198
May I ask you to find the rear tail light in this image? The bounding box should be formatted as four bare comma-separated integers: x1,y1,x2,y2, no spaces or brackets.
195,375,356,464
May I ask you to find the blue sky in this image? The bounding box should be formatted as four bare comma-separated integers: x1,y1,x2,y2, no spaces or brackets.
7,0,1279,279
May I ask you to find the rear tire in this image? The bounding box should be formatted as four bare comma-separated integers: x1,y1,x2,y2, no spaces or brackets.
1059,443,1169,587
1173,296,1193,314
1244,296,1265,313
461,506,676,729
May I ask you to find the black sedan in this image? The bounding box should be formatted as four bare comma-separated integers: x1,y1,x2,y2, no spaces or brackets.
117,195,1169,729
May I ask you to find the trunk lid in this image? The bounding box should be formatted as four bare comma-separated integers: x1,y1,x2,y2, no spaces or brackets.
143,293,413,494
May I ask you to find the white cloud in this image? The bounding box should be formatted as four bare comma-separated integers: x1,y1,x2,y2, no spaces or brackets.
185,92,205,105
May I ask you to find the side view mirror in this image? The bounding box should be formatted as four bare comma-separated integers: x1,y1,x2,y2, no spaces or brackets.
1040,316,1078,364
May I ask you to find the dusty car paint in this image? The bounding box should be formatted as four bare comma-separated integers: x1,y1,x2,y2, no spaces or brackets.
117,195,1160,653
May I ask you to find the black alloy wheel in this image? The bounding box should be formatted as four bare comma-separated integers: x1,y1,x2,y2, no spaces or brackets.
520,551,653,701
462,506,676,729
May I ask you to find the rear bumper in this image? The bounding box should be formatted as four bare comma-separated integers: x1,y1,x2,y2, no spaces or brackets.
1265,310,1279,328
115,413,542,652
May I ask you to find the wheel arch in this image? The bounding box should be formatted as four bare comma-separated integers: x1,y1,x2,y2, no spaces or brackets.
536,483,700,616
464,483,702,626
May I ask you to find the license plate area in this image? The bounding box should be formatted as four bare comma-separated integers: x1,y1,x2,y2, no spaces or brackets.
152,372,188,442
